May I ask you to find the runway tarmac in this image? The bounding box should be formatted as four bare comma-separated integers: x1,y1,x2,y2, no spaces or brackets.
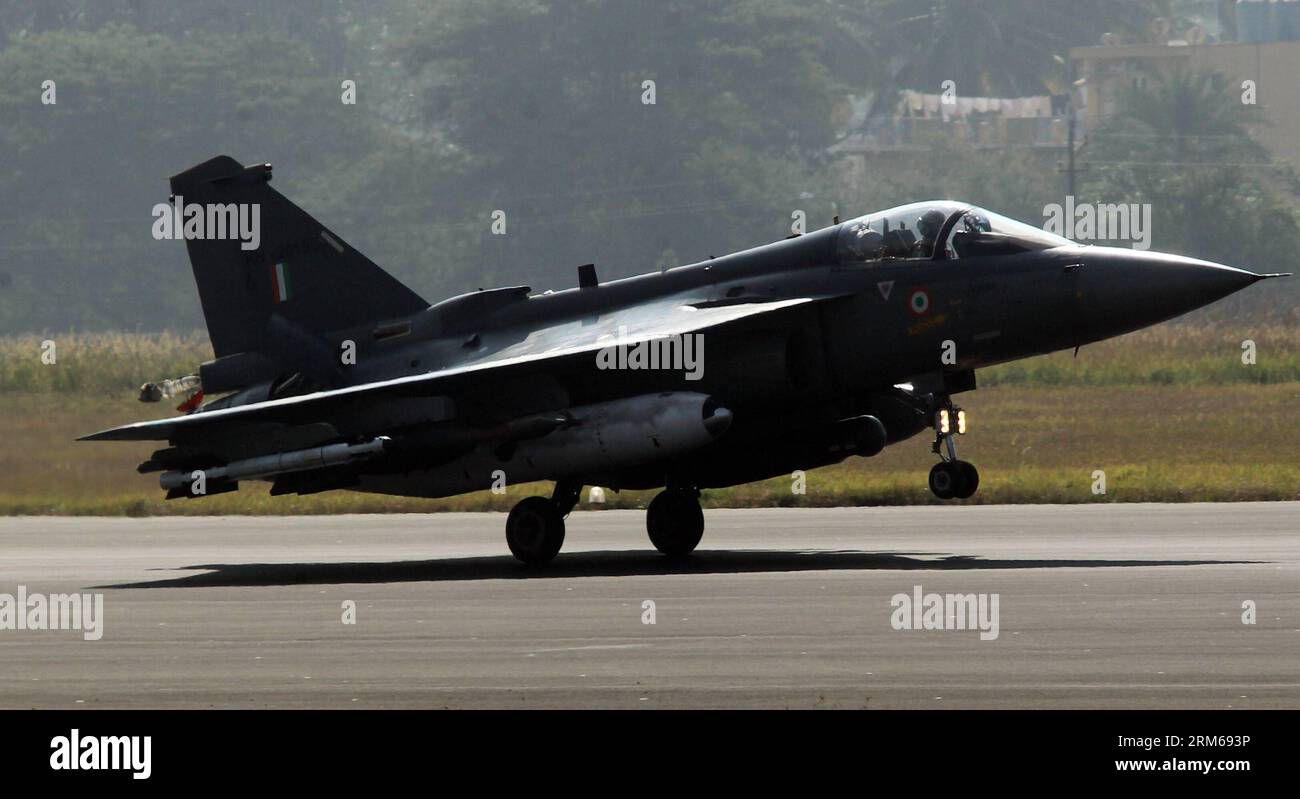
1,504,1296,709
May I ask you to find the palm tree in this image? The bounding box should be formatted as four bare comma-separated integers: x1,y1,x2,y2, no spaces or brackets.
1080,66,1292,285
1100,67,1268,163
864,0,1160,97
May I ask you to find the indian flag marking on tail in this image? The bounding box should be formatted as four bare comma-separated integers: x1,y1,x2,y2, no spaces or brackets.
271,261,292,302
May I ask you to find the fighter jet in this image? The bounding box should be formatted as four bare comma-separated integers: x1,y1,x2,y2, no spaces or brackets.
81,156,1289,563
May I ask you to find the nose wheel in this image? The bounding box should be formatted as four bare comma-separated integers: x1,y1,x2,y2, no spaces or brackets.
928,398,979,500
929,459,979,500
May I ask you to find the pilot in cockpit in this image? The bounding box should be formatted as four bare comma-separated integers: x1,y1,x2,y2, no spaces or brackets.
912,208,947,258
842,224,885,261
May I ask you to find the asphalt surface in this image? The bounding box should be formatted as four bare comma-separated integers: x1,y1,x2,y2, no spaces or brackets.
1,504,1296,709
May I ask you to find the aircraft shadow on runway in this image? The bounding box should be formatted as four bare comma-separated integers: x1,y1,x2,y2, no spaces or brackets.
98,550,1254,589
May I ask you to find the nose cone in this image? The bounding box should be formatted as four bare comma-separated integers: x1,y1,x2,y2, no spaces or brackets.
1078,247,1275,338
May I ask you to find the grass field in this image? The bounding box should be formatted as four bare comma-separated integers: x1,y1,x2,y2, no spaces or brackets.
3,323,1298,394
0,323,1296,514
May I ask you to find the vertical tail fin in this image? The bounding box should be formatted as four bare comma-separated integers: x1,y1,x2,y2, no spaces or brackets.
168,155,427,358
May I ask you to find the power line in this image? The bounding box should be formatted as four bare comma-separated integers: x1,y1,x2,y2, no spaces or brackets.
1084,160,1293,168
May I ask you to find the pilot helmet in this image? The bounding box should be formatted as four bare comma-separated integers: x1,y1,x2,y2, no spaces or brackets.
917,209,947,240
962,212,991,232
848,225,884,258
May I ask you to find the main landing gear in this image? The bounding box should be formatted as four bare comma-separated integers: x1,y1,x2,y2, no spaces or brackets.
504,479,706,564
646,487,704,557
505,479,581,565
928,397,979,500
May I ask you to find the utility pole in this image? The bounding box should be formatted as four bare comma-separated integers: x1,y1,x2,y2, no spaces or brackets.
1066,99,1077,198
1058,54,1088,199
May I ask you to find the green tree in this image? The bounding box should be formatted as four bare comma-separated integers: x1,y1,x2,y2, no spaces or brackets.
397,0,847,291
0,24,391,333
866,0,1159,96
1082,67,1300,319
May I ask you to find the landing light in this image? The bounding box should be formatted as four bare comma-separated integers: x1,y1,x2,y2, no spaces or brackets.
935,408,968,435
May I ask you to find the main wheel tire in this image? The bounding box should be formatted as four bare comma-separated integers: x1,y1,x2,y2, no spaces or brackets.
646,490,704,557
928,462,960,500
954,460,980,499
506,496,565,564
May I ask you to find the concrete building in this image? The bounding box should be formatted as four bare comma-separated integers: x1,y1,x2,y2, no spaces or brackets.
1070,37,1300,166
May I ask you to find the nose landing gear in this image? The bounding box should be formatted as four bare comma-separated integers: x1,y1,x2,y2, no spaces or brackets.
929,459,979,500
928,399,979,500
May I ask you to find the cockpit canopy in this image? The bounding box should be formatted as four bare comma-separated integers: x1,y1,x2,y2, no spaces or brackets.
835,201,1074,264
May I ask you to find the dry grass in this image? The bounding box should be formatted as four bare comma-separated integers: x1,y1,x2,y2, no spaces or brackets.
0,331,211,395
1,323,1297,394
1,323,1295,514
981,323,1300,386
1,384,1294,514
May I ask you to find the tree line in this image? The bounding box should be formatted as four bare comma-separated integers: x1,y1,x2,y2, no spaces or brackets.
0,0,1294,334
